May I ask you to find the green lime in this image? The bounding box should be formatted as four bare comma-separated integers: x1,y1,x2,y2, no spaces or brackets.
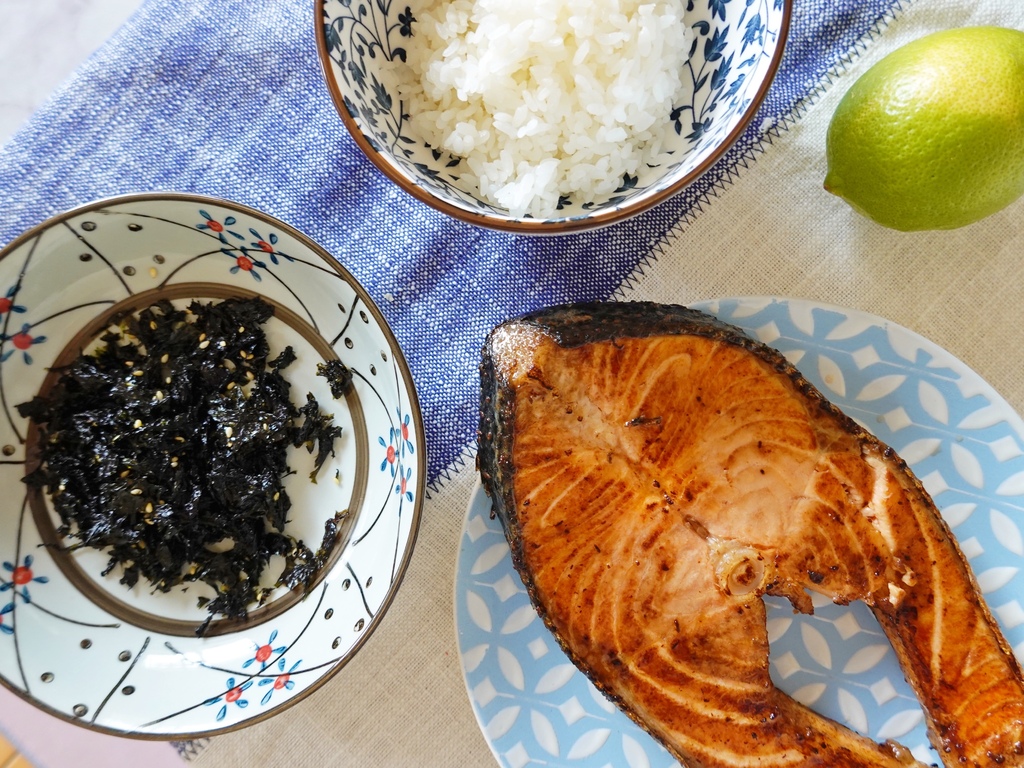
824,26,1024,231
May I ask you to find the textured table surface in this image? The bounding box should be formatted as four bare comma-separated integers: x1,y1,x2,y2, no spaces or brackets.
2,1,1024,767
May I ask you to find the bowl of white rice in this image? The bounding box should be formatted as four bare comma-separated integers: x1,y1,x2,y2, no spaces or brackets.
317,0,791,234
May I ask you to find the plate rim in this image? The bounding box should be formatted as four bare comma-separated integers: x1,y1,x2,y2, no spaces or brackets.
0,190,427,740
452,295,1024,766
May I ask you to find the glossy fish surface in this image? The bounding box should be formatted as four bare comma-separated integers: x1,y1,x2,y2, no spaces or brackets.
478,302,1024,768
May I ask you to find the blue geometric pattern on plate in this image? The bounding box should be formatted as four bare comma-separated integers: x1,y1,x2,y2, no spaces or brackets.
455,296,1024,767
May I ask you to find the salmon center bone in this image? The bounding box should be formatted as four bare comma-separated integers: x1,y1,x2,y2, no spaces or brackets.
686,515,772,598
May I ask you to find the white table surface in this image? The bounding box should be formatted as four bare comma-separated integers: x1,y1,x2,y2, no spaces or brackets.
0,0,141,143
0,2,183,766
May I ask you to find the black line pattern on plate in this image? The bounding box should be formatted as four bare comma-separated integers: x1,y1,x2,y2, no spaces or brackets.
346,561,375,621
62,220,132,295
90,635,151,723
330,293,360,347
157,247,235,284
351,362,398,547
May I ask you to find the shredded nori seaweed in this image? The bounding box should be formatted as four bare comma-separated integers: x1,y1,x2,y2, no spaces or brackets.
18,297,350,636
317,359,354,399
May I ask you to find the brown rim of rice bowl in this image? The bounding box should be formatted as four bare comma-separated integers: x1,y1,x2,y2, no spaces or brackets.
314,0,793,235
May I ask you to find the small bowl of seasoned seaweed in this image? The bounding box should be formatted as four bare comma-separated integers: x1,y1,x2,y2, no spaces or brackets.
0,193,423,738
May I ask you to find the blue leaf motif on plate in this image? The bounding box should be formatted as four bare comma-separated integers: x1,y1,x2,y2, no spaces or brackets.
816,354,846,398
248,228,293,265
1,556,49,603
917,379,949,424
710,52,733,91
742,11,764,50
977,567,1019,594
855,374,906,402
1,326,44,364
497,646,525,691
258,657,300,705
0,603,12,636
204,677,252,722
0,286,26,317
243,629,286,670
990,509,1023,557
485,706,520,740
222,247,266,281
397,5,415,36
838,688,869,734
471,542,510,575
466,589,491,632
196,210,245,243
799,622,832,670
704,25,730,61
686,118,713,141
841,644,891,675
379,409,416,502
708,0,729,22
877,709,924,741
622,733,657,768
950,443,985,489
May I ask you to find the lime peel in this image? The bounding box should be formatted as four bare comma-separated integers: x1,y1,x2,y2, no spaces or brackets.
825,26,1024,232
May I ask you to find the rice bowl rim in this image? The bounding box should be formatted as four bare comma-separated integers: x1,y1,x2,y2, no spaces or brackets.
314,0,793,235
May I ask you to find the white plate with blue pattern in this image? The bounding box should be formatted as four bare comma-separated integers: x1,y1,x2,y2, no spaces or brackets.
455,296,1024,767
0,193,423,738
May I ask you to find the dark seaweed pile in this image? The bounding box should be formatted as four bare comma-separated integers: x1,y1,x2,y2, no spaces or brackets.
19,297,352,635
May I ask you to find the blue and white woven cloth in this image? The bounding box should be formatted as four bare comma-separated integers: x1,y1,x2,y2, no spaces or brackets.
3,0,1024,766
0,0,909,485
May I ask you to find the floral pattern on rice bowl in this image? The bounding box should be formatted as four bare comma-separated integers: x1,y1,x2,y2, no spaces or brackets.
318,0,789,230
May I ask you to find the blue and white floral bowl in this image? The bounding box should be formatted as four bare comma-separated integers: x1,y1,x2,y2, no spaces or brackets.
316,0,791,234
0,193,423,737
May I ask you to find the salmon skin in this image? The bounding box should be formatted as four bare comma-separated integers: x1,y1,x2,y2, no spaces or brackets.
478,302,1024,768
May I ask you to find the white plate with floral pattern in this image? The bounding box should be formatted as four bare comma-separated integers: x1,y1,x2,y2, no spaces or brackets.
0,192,423,738
456,296,1024,767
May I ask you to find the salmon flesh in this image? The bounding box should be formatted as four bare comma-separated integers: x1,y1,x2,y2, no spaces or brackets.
477,302,1024,768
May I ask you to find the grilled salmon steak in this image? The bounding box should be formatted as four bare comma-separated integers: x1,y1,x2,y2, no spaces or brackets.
478,302,1024,768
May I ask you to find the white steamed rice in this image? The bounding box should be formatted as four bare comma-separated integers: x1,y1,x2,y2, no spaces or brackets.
401,0,693,219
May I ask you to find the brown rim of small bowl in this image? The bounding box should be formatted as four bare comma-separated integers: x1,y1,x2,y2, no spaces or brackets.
23,282,367,639
314,0,793,235
0,191,426,740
